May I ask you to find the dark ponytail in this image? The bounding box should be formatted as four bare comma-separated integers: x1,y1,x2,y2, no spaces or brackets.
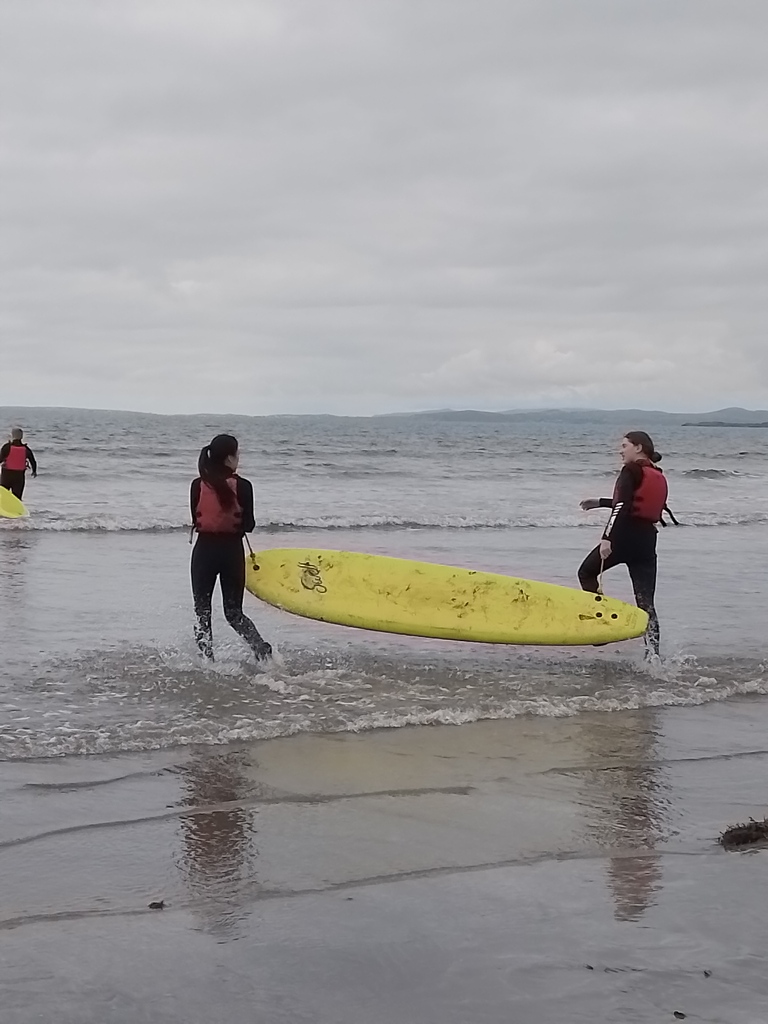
625,430,662,463
199,434,239,508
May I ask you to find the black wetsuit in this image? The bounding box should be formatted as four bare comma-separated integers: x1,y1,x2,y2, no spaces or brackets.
0,442,37,499
578,463,660,655
190,475,271,661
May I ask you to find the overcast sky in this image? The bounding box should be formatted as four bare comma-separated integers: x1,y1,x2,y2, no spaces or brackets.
2,0,767,415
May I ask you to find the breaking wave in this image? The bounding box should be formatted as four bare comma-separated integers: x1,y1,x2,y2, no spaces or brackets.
5,511,768,533
1,645,766,760
683,469,742,479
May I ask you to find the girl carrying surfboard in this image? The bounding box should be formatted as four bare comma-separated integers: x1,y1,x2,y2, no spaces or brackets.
190,434,272,663
579,431,675,657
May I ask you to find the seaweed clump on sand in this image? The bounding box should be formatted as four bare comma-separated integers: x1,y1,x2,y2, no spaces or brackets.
719,818,768,849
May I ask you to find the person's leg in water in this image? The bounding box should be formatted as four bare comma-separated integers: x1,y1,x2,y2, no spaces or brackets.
578,545,627,647
578,544,623,593
0,469,24,500
191,538,219,659
627,557,659,657
580,534,660,657
219,540,272,662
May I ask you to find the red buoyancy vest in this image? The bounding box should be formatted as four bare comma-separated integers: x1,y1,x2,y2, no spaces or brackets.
4,444,28,471
194,478,243,534
613,462,668,523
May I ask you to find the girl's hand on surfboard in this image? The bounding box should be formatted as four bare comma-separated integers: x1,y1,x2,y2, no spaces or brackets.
599,539,612,561
580,498,600,511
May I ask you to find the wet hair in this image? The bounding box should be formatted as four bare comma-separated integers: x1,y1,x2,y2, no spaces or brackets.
11,427,23,441
198,434,239,507
624,430,662,463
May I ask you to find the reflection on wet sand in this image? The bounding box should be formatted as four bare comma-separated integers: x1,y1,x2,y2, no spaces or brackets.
176,750,259,936
578,709,669,921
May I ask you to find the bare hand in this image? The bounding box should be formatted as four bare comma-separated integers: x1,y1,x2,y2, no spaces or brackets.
580,498,599,511
599,539,612,561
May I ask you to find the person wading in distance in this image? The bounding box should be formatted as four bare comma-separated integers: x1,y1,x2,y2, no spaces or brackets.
0,427,37,500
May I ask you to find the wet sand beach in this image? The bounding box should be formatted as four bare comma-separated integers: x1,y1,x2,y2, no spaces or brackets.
3,703,768,1023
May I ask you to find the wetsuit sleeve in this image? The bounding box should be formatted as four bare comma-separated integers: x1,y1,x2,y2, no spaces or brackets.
0,443,9,465
190,478,201,524
602,465,641,540
236,477,255,533
25,447,37,474
597,498,613,509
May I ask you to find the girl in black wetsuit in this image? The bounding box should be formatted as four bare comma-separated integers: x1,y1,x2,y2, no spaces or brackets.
578,431,670,657
190,434,272,663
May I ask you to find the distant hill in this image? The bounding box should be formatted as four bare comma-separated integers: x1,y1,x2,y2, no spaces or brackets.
2,404,768,424
680,407,768,425
380,407,768,425
683,420,768,428
384,408,513,422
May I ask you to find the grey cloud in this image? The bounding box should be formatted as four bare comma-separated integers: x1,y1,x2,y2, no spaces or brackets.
2,0,768,413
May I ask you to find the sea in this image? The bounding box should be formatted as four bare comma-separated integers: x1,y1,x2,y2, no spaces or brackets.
1,406,766,761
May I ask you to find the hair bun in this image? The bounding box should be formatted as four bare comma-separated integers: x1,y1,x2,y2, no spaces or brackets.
651,451,662,464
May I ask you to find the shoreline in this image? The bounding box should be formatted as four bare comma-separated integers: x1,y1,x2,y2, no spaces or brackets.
5,679,768,766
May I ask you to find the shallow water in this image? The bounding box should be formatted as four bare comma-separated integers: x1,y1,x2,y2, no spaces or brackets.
1,406,767,760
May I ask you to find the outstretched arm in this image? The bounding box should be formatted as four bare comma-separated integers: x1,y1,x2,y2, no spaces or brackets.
580,496,614,511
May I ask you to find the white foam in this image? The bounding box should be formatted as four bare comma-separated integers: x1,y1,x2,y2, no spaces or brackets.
4,660,767,760
10,510,768,532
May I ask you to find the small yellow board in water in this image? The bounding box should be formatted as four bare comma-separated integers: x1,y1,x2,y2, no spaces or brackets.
245,548,648,646
0,487,27,519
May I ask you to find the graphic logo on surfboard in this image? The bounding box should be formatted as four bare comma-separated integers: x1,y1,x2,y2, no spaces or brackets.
298,561,327,593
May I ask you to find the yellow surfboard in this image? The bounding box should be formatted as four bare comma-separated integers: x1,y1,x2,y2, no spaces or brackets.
245,548,648,646
0,487,27,519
